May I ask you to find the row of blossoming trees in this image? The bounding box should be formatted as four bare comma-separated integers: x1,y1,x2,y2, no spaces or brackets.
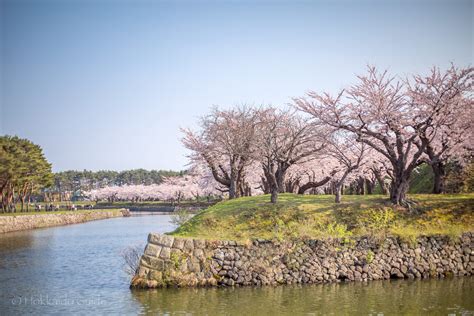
85,167,220,204
181,65,473,205
85,65,472,206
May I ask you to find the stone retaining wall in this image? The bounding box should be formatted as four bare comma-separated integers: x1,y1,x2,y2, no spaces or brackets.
0,209,130,234
131,232,473,288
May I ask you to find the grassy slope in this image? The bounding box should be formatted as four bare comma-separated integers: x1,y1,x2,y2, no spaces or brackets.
171,193,474,242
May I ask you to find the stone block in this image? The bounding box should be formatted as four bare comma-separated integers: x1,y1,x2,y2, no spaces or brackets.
149,270,163,281
138,266,149,277
148,233,162,245
183,239,194,254
141,256,165,270
193,248,205,259
206,240,222,248
213,250,225,261
159,247,171,259
161,235,175,247
187,258,201,272
170,248,183,257
173,238,185,250
144,244,162,257
194,239,206,249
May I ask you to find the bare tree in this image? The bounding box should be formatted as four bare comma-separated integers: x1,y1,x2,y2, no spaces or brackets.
170,208,193,226
121,244,144,277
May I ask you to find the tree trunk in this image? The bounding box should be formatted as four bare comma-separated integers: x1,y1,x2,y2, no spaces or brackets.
262,162,281,203
334,170,352,203
389,175,409,205
270,187,278,204
276,167,287,193
372,169,388,195
229,175,237,199
366,179,374,194
335,185,342,203
297,176,331,194
358,177,365,195
431,162,445,194
260,177,270,194
285,179,298,193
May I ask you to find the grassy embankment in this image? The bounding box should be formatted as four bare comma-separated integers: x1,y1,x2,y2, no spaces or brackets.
8,200,97,212
171,193,474,243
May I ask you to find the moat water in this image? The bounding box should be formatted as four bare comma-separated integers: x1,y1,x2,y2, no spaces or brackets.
0,215,472,315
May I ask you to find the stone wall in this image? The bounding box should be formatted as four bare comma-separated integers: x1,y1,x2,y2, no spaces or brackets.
131,232,473,288
0,209,130,234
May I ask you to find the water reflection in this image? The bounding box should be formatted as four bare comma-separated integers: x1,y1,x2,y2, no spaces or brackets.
131,278,474,315
0,231,35,253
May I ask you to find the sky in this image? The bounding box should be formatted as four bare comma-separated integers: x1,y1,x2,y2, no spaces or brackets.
0,0,472,172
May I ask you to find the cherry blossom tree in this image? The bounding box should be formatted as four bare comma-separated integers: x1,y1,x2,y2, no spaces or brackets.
407,65,473,193
256,108,326,203
289,157,339,194
182,106,259,199
240,161,265,196
295,65,474,203
326,134,367,203
182,162,229,200
368,155,392,195
295,67,429,205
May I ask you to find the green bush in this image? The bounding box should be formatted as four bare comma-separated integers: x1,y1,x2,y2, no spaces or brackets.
357,207,396,236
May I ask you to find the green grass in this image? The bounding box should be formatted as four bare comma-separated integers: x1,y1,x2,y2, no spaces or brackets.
11,200,96,210
24,201,95,206
0,209,120,216
170,193,474,242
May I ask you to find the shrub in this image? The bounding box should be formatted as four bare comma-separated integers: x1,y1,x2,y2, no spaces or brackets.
366,250,375,264
357,207,396,236
324,222,352,239
121,244,144,276
170,208,193,226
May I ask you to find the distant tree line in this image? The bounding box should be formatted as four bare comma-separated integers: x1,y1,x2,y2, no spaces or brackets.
47,169,185,201
1,134,185,212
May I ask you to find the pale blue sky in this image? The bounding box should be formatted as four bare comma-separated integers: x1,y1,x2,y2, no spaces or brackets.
1,0,472,172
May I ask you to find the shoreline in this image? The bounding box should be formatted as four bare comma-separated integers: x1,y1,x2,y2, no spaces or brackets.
0,209,130,234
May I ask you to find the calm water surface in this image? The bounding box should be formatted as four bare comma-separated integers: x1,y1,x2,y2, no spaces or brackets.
0,215,472,315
